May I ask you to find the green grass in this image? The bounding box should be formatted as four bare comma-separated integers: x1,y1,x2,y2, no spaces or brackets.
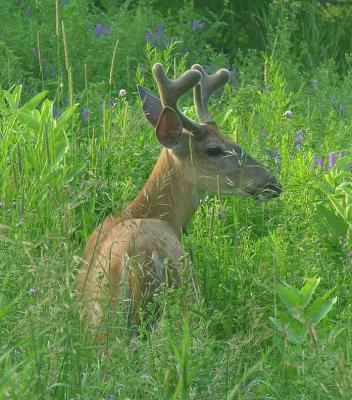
1,1,352,399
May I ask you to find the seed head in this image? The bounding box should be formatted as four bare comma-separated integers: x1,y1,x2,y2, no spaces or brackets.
27,288,36,296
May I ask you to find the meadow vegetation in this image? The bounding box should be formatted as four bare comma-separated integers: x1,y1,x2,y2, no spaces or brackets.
0,0,352,398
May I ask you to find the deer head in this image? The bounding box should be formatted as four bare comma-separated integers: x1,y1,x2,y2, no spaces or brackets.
138,63,281,201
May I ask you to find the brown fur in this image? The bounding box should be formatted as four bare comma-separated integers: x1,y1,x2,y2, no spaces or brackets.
77,113,281,329
77,149,199,327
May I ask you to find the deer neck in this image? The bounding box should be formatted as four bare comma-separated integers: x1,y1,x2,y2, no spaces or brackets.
124,149,201,236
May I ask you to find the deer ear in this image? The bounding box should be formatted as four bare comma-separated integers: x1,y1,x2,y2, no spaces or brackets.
137,84,163,127
156,107,183,149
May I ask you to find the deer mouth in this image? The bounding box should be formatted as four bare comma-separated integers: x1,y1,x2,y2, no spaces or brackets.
247,181,282,201
225,177,282,200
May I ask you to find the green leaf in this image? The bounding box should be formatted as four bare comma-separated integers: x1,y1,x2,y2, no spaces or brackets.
11,84,22,108
49,143,68,172
4,89,15,109
276,283,302,319
307,296,337,326
300,277,320,308
316,203,348,236
56,104,78,128
17,110,41,131
21,90,48,111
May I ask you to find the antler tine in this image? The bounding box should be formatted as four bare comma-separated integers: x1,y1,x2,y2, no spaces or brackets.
152,63,203,134
192,64,230,123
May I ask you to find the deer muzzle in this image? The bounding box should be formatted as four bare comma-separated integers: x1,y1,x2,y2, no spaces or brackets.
246,176,282,201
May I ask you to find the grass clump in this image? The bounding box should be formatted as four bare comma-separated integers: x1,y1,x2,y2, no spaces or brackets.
1,1,352,399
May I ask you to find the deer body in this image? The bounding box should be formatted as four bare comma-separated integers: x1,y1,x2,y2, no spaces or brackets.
78,149,199,325
77,64,282,328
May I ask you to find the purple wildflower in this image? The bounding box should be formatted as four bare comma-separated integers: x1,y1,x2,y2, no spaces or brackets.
192,19,205,31
154,25,165,38
294,133,303,143
310,79,318,89
313,155,323,169
119,89,126,97
192,20,200,31
145,26,168,48
27,288,36,296
340,103,346,115
107,395,114,400
328,152,337,169
95,23,103,38
283,110,293,118
338,151,345,158
52,105,58,117
294,131,304,151
96,24,109,38
81,107,89,121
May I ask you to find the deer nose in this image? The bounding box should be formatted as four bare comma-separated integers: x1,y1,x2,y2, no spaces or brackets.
262,179,282,198
246,177,282,200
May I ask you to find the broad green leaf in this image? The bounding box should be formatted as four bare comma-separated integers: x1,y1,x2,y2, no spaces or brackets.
11,84,22,108
276,283,302,319
56,104,78,128
4,89,15,109
49,143,68,172
17,110,41,131
21,90,48,111
307,296,337,326
300,277,320,308
328,195,347,221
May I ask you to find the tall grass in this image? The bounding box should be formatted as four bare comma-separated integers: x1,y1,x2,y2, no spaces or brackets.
0,0,352,399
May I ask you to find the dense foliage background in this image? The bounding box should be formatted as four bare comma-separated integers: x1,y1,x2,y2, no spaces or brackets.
0,0,352,399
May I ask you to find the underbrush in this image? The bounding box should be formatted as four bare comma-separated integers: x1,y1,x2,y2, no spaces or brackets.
1,1,352,399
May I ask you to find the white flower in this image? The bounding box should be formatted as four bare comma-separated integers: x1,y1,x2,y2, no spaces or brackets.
283,110,293,118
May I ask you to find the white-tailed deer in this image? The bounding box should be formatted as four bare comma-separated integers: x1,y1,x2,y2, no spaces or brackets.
77,63,281,328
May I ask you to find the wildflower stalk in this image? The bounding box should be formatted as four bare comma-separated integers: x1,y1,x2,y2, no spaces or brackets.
55,0,60,37
109,39,119,87
68,65,73,106
61,20,73,105
36,32,44,91
62,20,69,71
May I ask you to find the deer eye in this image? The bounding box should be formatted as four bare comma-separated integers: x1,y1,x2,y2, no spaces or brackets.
206,146,224,157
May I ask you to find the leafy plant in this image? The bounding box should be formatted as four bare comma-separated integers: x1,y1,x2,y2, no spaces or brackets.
270,277,337,345
316,169,352,252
